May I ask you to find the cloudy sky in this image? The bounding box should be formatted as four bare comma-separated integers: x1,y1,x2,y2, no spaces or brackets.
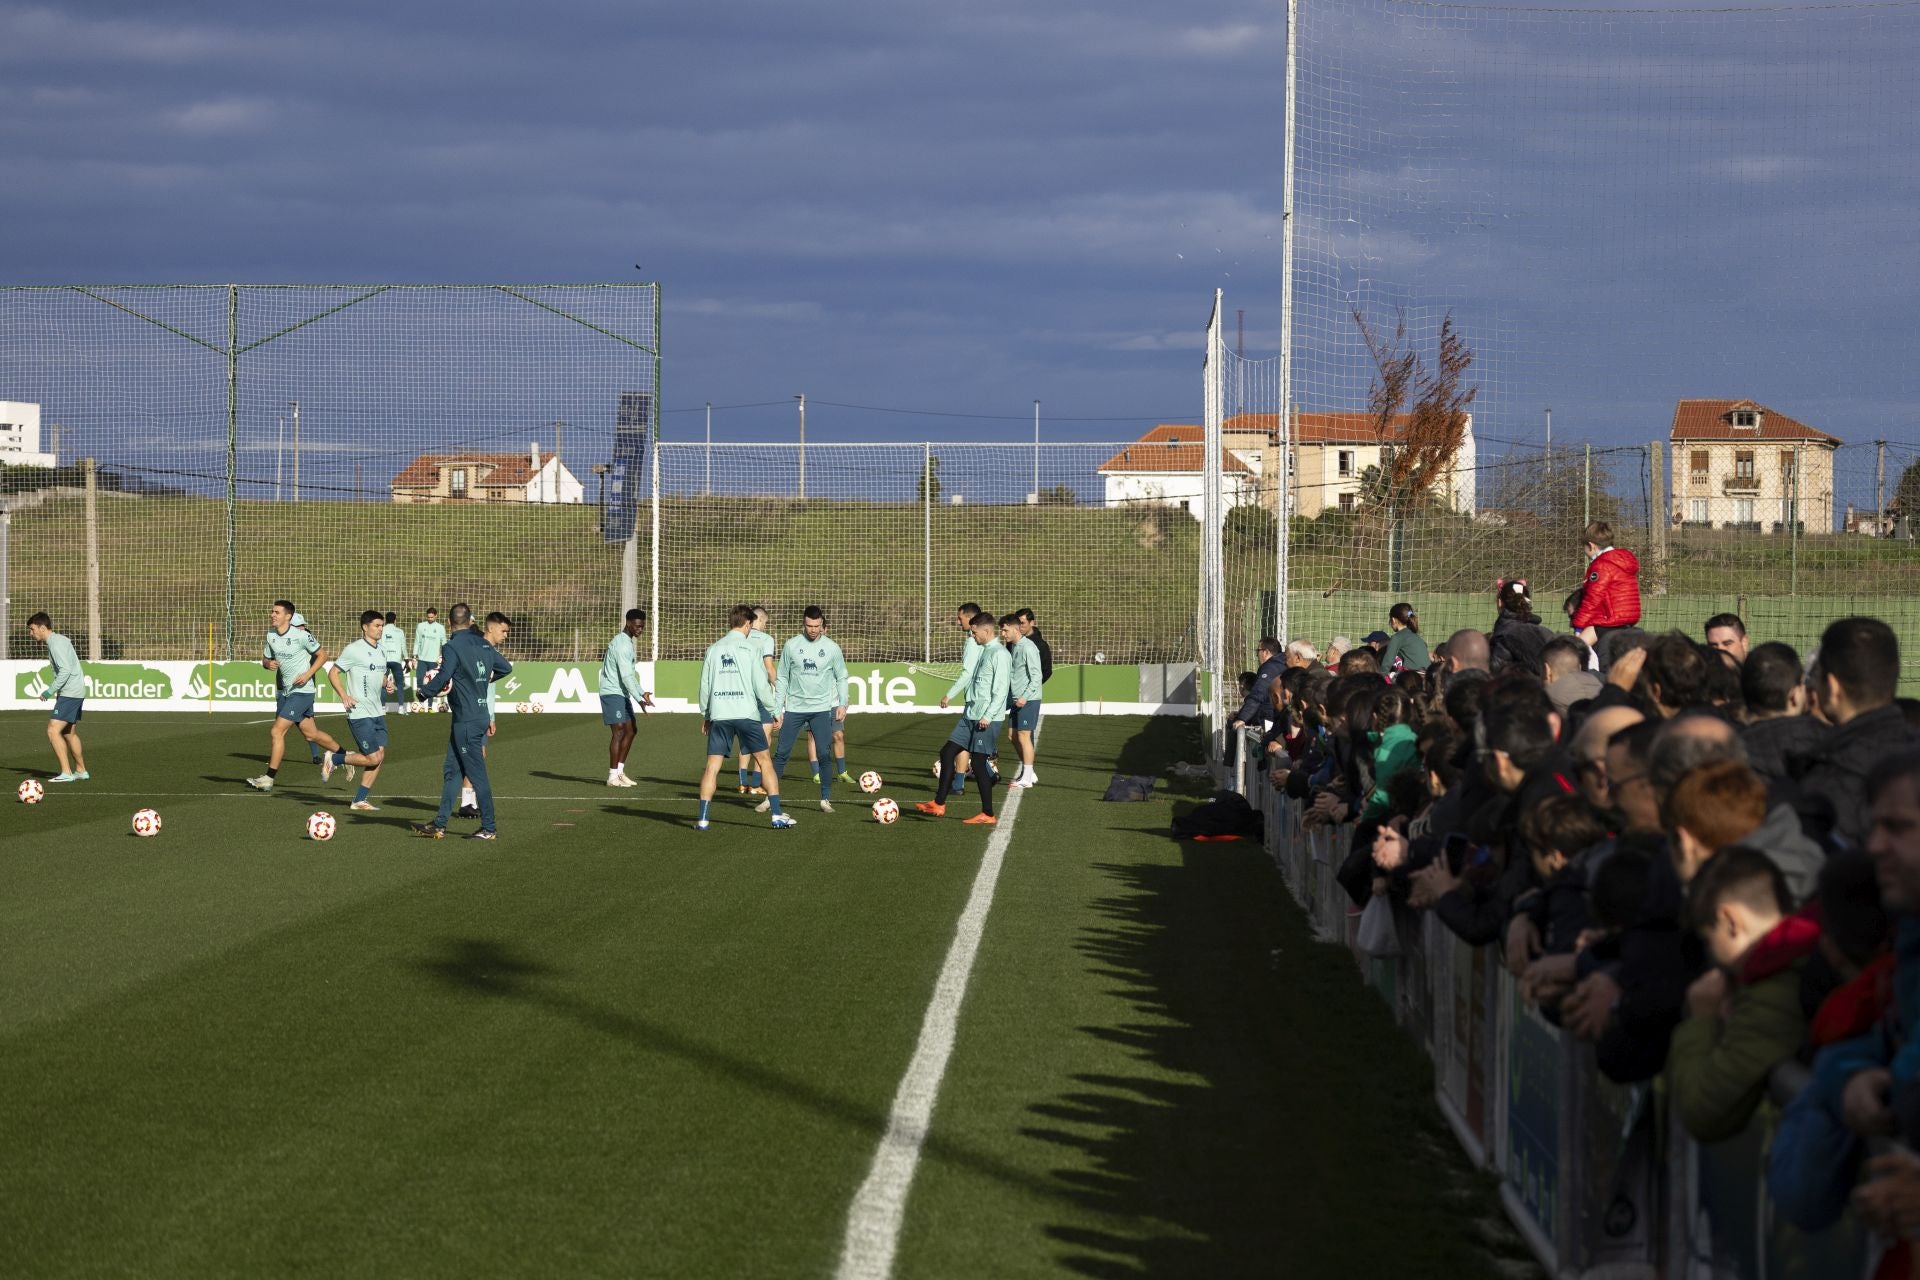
2,0,1914,464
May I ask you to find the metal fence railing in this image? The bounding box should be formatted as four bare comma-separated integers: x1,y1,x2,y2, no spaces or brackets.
1236,730,1875,1279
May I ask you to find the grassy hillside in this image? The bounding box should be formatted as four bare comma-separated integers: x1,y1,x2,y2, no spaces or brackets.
12,491,1920,674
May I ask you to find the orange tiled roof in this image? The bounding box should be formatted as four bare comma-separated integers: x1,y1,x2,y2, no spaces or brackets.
1097,425,1254,474
1669,400,1841,447
392,452,554,489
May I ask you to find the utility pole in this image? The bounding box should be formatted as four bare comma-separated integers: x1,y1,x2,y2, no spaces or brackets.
84,458,101,659
704,401,713,497
1545,406,1553,460
1878,440,1887,536
795,393,806,500
553,419,565,504
275,415,285,500
289,399,301,502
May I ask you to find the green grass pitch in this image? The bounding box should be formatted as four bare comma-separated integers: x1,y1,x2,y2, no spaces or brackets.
4,710,1522,1278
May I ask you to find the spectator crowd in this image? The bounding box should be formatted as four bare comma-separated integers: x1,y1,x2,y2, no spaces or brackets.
1234,520,1920,1264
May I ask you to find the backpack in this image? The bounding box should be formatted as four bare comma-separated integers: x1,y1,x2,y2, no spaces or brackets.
1172,789,1264,840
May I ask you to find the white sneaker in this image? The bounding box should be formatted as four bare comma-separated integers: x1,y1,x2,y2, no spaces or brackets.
771,813,798,829
350,800,379,811
753,798,772,813
607,773,625,787
246,774,273,791
819,799,834,813
320,752,336,782
617,773,637,787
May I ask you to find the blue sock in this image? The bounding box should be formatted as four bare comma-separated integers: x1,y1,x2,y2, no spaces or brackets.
355,784,370,803
769,795,783,816
835,756,846,775
737,769,748,787
699,799,712,822
953,771,966,793
332,750,347,767
750,770,763,787
310,746,323,763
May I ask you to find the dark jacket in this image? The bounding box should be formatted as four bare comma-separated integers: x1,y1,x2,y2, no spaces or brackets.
1490,611,1556,677
1028,627,1054,685
1740,713,1829,783
1579,841,1698,1084
1235,654,1287,727
1791,703,1915,847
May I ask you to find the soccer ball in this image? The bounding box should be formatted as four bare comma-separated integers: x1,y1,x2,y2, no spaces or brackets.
131,808,162,837
18,779,45,804
307,811,337,841
872,798,900,824
858,770,883,793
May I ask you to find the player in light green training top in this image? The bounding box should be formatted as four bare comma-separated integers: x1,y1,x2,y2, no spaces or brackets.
412,607,447,713
323,610,393,810
599,608,654,787
27,611,89,782
697,604,794,831
1002,614,1044,789
378,611,410,714
735,605,778,794
758,605,849,813
919,609,1011,824
247,600,344,792
937,602,986,793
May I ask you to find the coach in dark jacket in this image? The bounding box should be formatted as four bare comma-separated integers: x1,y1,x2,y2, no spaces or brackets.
1016,609,1052,685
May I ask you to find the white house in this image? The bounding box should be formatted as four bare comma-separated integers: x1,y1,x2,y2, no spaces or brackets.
1222,411,1477,518
1097,425,1261,518
391,444,585,505
0,400,58,468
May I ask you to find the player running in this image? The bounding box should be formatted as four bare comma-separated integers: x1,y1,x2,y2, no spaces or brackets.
919,610,1011,825
1003,613,1044,789
600,608,655,787
760,605,848,814
412,612,514,840
697,605,795,831
247,601,344,792
324,610,394,810
412,607,447,712
27,611,89,782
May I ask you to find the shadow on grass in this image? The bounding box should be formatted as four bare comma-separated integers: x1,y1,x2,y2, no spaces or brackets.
407,938,1074,1209
1024,718,1526,1279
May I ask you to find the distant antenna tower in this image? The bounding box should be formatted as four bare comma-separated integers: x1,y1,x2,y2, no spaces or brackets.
1236,309,1245,357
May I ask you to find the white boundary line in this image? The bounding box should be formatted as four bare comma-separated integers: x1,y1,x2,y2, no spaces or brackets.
834,784,1025,1280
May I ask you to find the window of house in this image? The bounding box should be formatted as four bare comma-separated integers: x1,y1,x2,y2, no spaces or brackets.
450,468,468,496
1734,451,1755,480
1691,450,1709,478
1337,450,1355,478
1338,492,1355,513
1734,498,1754,524
1732,410,1758,428
1781,498,1797,526
1689,498,1708,523
1780,450,1796,482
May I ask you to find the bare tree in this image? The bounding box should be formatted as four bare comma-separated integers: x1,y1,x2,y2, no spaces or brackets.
1353,308,1477,510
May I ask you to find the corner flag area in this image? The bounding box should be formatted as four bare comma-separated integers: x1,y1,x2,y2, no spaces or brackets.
3,711,1519,1277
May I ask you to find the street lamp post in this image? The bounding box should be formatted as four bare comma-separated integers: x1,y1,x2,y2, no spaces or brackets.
795,393,806,500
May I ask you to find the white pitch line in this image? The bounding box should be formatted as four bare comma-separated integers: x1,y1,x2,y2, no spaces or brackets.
834,785,1025,1280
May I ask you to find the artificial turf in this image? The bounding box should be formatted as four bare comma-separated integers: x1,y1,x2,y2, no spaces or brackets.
3,710,1522,1277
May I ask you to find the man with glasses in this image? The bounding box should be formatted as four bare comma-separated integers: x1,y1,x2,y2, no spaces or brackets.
1568,706,1644,811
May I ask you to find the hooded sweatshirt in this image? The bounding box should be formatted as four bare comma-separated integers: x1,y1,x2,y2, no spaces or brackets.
1741,802,1828,905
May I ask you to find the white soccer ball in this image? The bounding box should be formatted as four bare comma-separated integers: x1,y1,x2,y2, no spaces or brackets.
858,770,883,794
872,797,900,824
18,779,44,804
307,811,337,841
131,807,161,837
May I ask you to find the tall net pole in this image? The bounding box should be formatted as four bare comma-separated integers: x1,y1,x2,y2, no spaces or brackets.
1276,0,1298,652
1202,292,1227,772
